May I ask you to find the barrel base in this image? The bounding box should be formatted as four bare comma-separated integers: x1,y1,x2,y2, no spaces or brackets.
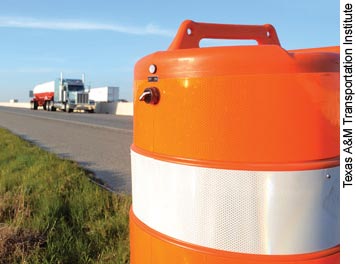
130,208,339,264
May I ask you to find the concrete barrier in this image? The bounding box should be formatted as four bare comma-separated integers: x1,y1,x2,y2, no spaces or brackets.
0,101,134,116
0,102,30,108
95,102,133,116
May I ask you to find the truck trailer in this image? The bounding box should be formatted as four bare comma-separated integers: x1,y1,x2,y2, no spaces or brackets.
30,74,95,113
89,86,119,102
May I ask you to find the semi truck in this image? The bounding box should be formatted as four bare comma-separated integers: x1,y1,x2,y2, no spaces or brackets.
30,74,95,113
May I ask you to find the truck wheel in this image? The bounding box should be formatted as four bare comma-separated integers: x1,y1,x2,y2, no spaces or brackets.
49,101,55,111
65,104,72,113
31,101,38,110
46,101,53,111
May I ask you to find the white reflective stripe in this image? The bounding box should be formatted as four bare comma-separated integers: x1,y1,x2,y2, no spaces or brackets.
131,150,340,255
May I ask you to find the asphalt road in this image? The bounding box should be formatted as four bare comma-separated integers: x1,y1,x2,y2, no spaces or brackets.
0,106,133,193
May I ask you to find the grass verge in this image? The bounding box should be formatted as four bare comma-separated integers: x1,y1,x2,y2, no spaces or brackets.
0,128,131,263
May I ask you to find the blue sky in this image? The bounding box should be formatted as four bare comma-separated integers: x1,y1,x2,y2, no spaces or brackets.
0,0,339,102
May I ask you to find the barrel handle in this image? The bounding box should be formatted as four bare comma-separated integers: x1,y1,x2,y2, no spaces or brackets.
168,20,280,50
139,87,160,105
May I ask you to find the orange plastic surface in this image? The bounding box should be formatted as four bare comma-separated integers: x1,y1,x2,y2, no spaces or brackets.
130,208,340,264
134,64,339,170
168,20,280,50
133,20,339,171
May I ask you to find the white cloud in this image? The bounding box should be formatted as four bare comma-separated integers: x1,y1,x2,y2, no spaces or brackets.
0,16,175,37
16,67,57,73
0,67,56,74
22,56,67,64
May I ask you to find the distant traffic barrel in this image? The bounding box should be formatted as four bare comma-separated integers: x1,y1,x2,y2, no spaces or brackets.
130,20,340,264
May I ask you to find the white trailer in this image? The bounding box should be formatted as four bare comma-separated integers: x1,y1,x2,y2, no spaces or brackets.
89,86,119,102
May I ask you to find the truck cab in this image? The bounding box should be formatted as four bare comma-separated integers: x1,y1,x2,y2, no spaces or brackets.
56,79,94,112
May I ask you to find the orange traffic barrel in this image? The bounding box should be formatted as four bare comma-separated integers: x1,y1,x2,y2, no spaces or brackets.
130,20,340,264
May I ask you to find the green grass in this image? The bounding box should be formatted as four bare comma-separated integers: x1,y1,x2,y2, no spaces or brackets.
0,128,131,263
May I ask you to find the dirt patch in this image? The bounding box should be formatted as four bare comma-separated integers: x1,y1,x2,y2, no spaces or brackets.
0,224,46,263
